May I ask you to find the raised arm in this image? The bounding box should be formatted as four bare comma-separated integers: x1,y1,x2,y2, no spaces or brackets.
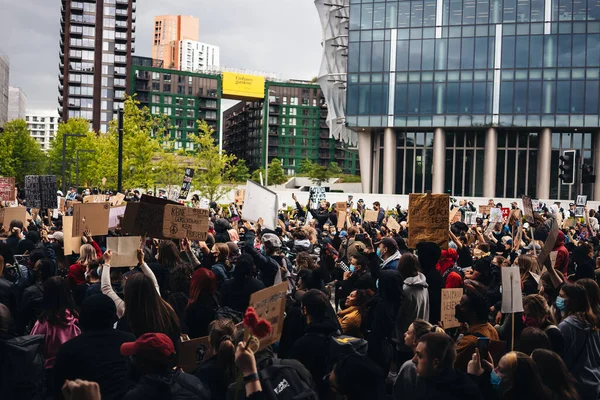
100,251,125,318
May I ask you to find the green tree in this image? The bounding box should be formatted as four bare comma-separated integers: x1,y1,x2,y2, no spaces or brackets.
1,119,46,183
187,120,236,202
268,158,287,185
228,158,250,183
328,161,343,176
154,152,185,192
299,158,315,175
251,168,266,184
308,163,330,186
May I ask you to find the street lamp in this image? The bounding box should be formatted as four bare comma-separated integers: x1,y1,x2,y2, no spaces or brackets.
62,133,85,193
76,149,96,192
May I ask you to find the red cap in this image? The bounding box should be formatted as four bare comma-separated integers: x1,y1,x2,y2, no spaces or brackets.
120,333,175,362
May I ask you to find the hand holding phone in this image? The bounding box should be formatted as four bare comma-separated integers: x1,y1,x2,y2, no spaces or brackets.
477,337,490,360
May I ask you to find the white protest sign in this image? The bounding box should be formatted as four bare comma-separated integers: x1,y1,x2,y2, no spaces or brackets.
107,236,141,267
243,180,278,230
501,266,524,313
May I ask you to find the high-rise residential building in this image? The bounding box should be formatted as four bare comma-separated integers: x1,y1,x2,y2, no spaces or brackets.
129,56,220,151
224,81,359,175
178,40,220,72
59,0,136,133
25,109,60,151
0,51,9,126
8,87,27,121
152,15,199,70
318,0,600,200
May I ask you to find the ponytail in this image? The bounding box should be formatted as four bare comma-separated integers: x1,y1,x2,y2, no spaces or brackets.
209,319,237,384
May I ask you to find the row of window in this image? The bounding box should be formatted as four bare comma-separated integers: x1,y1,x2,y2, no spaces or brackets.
25,116,56,123
70,1,95,12
68,98,93,108
69,49,94,61
70,26,95,36
70,38,95,48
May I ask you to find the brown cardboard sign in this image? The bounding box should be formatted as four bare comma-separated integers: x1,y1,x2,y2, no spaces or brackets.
408,193,450,249
337,211,347,230
63,216,82,255
522,196,534,224
364,209,378,222
336,202,347,212
0,207,27,228
386,216,401,233
162,205,209,241
479,205,491,216
441,288,463,329
121,202,165,238
72,203,110,237
84,195,107,204
245,282,287,351
449,207,461,223
178,336,211,373
107,236,141,267
0,178,16,202
109,193,125,206
537,218,559,268
234,189,245,206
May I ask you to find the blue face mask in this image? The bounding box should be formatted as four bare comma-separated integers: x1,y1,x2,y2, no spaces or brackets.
490,370,502,391
376,248,382,258
260,244,266,255
376,278,379,289
555,296,566,311
349,265,355,273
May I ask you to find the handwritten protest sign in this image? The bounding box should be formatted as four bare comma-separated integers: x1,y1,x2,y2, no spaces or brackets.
25,175,58,209
336,202,347,212
408,193,449,249
108,206,126,229
479,205,491,216
243,180,278,230
62,216,82,255
162,205,209,241
441,289,463,329
501,266,524,313
364,209,378,222
109,193,125,207
0,207,27,227
234,189,246,206
465,211,477,225
309,186,326,210
449,207,460,223
121,202,165,238
522,196,534,224
107,236,140,267
386,216,401,233
24,176,41,208
72,203,110,237
501,208,510,219
337,211,347,230
178,168,195,200
246,282,287,351
0,178,15,202
178,335,211,372
84,195,107,204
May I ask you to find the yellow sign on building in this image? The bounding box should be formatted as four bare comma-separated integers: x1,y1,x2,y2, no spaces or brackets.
222,72,265,100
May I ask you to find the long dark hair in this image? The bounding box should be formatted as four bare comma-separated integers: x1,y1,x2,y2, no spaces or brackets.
208,319,237,385
561,283,600,331
576,278,600,316
39,276,78,325
501,351,552,400
531,349,580,400
158,241,183,268
123,273,180,338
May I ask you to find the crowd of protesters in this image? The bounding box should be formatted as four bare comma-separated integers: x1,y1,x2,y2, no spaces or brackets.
0,188,599,400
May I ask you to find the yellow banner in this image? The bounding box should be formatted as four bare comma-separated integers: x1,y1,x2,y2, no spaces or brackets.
222,72,265,99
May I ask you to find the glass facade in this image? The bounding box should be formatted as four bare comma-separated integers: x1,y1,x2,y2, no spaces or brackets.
347,0,600,128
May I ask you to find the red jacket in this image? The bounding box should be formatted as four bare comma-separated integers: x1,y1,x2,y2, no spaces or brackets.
553,231,570,278
66,241,103,289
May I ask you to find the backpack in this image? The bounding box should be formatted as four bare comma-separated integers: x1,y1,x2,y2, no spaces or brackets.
318,333,368,371
0,334,45,400
258,359,318,400
442,265,465,286
212,295,243,324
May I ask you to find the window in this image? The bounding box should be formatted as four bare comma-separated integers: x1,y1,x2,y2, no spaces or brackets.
152,95,161,103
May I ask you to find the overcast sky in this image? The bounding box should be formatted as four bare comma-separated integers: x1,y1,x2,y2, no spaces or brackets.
0,0,323,110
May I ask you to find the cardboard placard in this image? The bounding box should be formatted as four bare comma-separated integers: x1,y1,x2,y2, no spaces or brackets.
0,207,28,228
63,216,82,255
106,236,141,267
84,195,107,204
72,203,110,237
441,288,463,329
407,193,450,249
522,196,534,224
0,178,16,202
479,205,491,216
508,209,521,225
337,211,347,231
386,216,401,233
364,209,378,222
59,197,66,213
109,205,127,229
574,206,585,218
309,186,326,210
336,202,347,212
537,218,559,268
501,208,510,219
465,211,477,225
245,282,287,351
501,266,524,313
24,175,41,208
178,336,210,373
576,195,587,206
179,168,195,200
121,202,165,238
449,207,461,223
549,250,558,269
109,193,125,207
563,218,577,228
234,189,246,206
162,205,209,241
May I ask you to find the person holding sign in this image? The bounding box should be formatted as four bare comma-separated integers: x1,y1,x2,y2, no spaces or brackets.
66,231,102,290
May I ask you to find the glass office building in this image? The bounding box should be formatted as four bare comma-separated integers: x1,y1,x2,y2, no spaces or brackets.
346,0,600,200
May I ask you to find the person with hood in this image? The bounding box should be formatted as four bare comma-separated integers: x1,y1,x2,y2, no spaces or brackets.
436,248,463,288
120,333,210,400
289,289,341,397
569,242,596,281
378,237,401,271
553,231,570,278
53,294,136,400
338,226,365,262
220,254,265,313
291,229,312,253
242,233,286,287
17,258,56,334
557,283,600,399
416,242,443,325
397,254,430,322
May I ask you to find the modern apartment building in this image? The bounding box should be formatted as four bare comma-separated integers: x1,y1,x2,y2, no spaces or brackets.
223,81,359,175
152,15,199,70
0,51,9,126
25,109,60,151
8,87,27,121
129,57,220,151
178,40,220,72
59,0,136,133
327,0,600,200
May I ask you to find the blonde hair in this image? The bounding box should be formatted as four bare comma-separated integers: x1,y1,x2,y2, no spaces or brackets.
77,244,98,266
517,254,540,280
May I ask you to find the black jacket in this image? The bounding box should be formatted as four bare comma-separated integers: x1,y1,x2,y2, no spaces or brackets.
123,370,210,400
423,268,443,325
0,278,16,318
220,277,265,313
243,245,281,287
396,368,483,400
336,271,376,309
184,295,217,339
16,282,43,335
193,356,232,400
54,329,136,400
289,318,340,397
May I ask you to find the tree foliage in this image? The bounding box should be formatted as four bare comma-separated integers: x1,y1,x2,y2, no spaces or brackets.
0,119,45,183
268,158,288,185
229,158,250,183
297,158,343,186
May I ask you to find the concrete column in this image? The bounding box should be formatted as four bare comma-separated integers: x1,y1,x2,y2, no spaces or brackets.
594,130,600,201
357,130,372,194
483,127,498,198
382,128,397,194
537,128,552,199
432,128,445,194
372,135,380,194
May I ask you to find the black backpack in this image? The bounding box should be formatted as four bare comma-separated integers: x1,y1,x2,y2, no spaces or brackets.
257,359,318,400
442,265,465,286
212,295,243,324
323,334,368,371
0,334,45,400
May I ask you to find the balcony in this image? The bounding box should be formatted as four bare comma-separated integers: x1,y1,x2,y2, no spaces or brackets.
320,131,331,139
